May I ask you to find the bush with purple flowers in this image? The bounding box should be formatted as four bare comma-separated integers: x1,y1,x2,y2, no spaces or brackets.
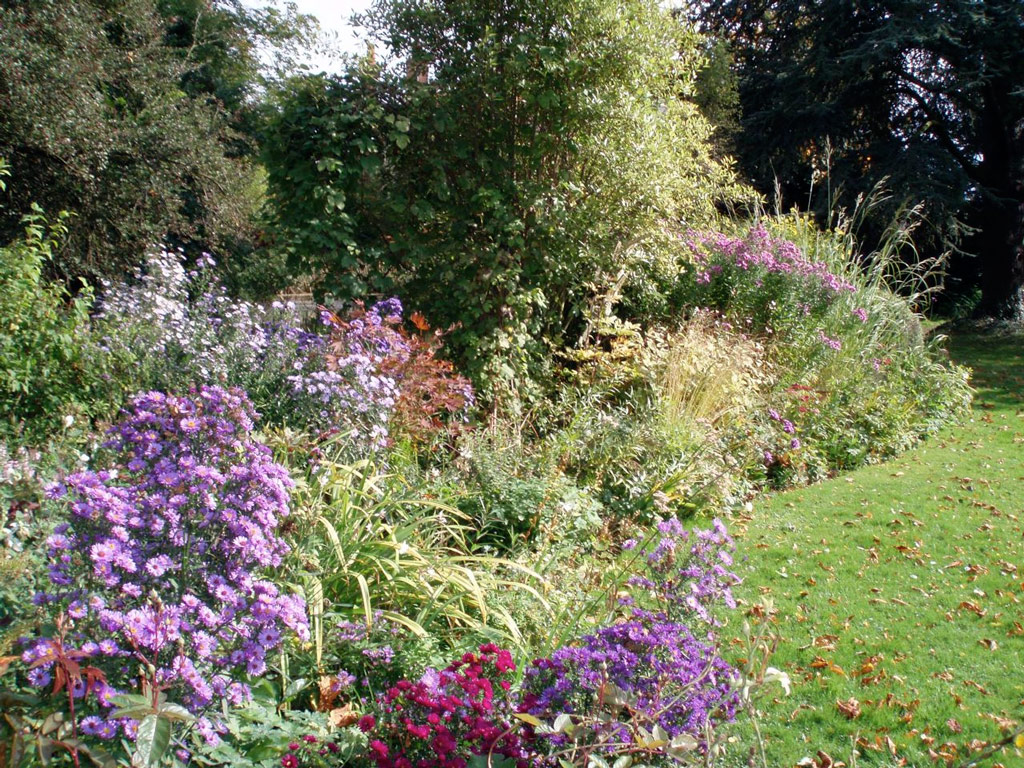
320,299,475,449
664,216,971,492
95,251,473,457
680,223,859,357
21,386,309,754
518,517,740,762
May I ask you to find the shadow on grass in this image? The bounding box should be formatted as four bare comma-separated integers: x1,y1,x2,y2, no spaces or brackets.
946,333,1024,411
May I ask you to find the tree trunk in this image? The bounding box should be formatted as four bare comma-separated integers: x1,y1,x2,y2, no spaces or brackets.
969,76,1023,322
973,194,1024,321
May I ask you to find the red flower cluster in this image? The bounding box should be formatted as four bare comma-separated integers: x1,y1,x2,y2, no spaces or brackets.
365,644,528,768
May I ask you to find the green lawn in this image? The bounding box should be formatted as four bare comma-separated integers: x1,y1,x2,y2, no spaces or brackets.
731,334,1024,767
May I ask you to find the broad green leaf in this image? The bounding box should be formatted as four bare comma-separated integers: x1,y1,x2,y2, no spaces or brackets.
552,713,574,733
156,703,195,723
132,714,172,768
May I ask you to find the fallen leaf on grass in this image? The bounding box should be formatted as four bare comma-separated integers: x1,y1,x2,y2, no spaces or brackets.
979,638,998,651
813,634,839,651
810,656,847,676
885,735,898,755
836,698,861,719
946,718,962,734
979,712,1019,731
963,679,990,694
959,600,987,617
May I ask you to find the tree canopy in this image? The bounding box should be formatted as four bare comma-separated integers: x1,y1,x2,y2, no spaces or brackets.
263,0,745,400
691,0,1024,319
0,0,311,280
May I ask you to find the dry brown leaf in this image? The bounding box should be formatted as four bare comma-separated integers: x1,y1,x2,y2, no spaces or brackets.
318,675,340,711
813,634,839,651
959,600,986,616
979,712,1018,731
946,718,962,734
836,697,861,719
329,703,359,728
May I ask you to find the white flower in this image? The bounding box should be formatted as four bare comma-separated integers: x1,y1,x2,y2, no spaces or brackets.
764,667,791,695
63,414,75,428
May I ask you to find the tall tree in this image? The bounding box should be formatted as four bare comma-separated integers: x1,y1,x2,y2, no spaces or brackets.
263,0,744,400
0,0,310,281
691,0,1024,319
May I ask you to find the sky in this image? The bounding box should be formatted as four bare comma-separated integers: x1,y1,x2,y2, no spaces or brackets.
247,0,375,73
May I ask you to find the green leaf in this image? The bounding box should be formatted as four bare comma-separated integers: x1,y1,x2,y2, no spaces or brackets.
132,714,172,768
156,703,195,723
113,704,157,721
552,713,574,733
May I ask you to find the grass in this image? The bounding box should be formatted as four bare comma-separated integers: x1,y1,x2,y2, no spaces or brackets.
728,333,1024,767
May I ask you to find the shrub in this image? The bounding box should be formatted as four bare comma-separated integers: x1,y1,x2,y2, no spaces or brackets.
444,426,603,553
0,199,98,436
277,447,551,679
321,300,475,450
263,0,745,402
19,387,308,761
675,217,972,487
96,254,474,456
519,518,741,764
94,250,333,428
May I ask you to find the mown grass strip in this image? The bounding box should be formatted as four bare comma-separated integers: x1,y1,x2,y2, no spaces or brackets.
730,334,1024,767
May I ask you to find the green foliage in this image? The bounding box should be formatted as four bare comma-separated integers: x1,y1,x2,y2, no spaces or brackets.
445,428,604,553
0,0,298,280
692,37,741,159
690,0,1024,319
0,199,99,435
274,440,551,667
674,213,972,488
193,696,364,768
262,0,746,401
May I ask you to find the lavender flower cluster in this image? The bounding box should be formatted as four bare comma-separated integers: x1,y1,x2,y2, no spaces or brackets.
686,225,856,297
521,617,738,741
289,300,406,452
96,249,324,399
522,518,741,751
318,297,476,449
24,387,309,740
623,516,738,625
95,250,406,452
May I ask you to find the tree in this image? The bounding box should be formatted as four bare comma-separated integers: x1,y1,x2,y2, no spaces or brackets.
691,0,1024,320
263,0,744,401
0,0,310,281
